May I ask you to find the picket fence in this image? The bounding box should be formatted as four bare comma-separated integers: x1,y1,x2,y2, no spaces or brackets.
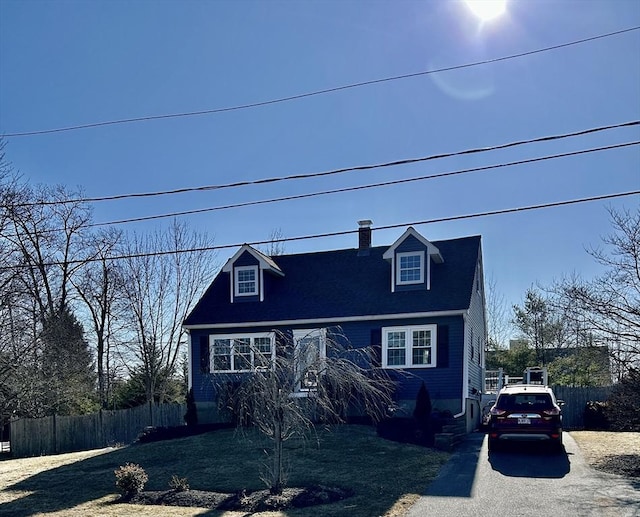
10,402,187,458
551,385,612,430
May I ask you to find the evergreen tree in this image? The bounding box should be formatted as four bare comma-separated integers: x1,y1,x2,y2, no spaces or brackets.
512,289,566,365
40,307,97,415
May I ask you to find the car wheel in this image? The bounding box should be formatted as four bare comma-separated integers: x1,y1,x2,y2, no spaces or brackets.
551,438,564,454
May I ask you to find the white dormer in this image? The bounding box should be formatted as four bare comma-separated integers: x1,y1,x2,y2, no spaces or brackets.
221,244,284,302
383,227,443,292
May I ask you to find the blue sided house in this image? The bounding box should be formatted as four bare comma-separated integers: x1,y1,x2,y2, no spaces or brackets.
183,221,487,432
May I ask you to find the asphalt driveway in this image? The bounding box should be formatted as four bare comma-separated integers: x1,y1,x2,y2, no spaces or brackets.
407,432,640,517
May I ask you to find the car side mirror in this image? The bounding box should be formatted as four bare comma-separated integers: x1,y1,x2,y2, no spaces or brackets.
557,400,565,407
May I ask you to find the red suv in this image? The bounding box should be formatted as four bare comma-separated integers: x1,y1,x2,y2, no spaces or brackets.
488,385,563,452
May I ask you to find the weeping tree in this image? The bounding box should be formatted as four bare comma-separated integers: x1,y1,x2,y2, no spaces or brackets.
222,329,395,495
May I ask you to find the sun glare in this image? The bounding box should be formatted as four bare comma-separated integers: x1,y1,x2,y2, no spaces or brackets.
464,0,507,21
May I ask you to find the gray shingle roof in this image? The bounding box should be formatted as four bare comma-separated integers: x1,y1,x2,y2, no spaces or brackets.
183,235,481,327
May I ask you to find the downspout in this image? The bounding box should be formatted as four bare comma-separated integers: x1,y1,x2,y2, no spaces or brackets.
454,312,469,418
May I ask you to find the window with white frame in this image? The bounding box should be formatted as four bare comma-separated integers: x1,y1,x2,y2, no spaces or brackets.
234,265,258,296
210,333,275,372
382,325,436,368
293,329,327,392
396,251,425,285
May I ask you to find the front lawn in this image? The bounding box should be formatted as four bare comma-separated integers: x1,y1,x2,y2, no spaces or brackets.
0,425,450,516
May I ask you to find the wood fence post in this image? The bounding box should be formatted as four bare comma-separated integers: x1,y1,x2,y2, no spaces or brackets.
52,414,57,455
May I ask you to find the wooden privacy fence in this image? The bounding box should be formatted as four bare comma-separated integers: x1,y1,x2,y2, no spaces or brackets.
10,402,186,458
551,385,612,430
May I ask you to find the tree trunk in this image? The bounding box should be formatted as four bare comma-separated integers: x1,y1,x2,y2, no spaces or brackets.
272,411,284,495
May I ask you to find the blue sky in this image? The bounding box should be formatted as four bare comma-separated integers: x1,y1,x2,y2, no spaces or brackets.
1,0,639,327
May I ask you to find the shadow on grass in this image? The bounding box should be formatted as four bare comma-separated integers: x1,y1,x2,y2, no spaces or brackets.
0,425,450,517
1,445,139,517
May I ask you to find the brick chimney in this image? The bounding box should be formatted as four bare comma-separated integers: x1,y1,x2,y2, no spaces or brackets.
358,220,372,255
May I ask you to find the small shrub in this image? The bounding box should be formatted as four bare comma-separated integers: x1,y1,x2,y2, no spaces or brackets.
169,474,190,491
114,463,148,496
413,382,432,422
184,387,198,426
584,401,610,430
606,368,640,431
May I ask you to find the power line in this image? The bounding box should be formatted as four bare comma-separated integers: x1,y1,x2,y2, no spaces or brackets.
88,141,639,228
3,26,638,138
8,120,640,208
4,141,638,236
1,190,638,271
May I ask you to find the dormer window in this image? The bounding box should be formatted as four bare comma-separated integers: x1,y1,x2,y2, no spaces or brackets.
235,265,258,296
397,251,425,285
383,227,443,293
222,244,285,303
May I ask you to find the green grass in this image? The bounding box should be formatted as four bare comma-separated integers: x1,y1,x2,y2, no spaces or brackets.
0,425,450,516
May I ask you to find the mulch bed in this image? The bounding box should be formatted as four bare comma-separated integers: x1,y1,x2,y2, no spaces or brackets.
126,485,353,512
594,454,640,478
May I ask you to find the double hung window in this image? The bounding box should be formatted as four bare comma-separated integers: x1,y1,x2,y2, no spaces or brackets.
382,325,436,368
396,251,425,285
234,266,258,296
210,333,275,372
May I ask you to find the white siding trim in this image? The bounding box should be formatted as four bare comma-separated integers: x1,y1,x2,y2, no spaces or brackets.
183,309,467,330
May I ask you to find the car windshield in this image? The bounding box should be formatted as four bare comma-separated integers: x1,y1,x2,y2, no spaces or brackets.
497,393,553,411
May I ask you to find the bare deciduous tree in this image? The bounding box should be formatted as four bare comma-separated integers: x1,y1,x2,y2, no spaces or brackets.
556,206,640,377
0,177,96,418
259,227,286,257
6,184,92,319
71,227,125,407
119,220,217,403
485,274,511,351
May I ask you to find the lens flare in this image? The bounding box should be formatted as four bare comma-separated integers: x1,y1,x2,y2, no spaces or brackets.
465,0,507,21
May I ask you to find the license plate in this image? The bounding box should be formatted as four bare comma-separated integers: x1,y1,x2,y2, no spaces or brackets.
518,418,531,424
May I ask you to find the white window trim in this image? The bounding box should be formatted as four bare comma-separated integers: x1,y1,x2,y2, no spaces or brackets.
396,251,425,286
382,324,437,369
292,328,327,395
234,265,259,297
209,332,275,373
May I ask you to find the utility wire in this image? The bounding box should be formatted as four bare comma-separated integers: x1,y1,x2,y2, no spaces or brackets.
1,190,637,270
4,141,638,237
87,141,640,228
8,120,640,208
3,26,638,138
